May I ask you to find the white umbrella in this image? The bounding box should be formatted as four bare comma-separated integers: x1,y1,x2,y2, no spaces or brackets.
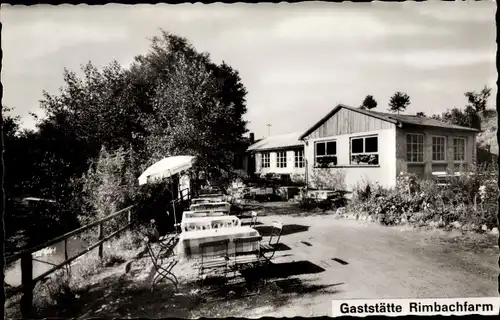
138,155,195,230
138,155,195,186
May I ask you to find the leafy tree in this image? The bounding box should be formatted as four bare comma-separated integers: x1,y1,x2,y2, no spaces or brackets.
432,86,492,131
388,91,411,114
465,86,491,116
416,112,426,117
129,30,248,184
37,30,248,203
79,146,137,236
359,95,378,110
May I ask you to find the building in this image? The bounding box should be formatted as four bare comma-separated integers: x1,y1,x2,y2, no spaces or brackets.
232,133,256,176
300,104,480,190
246,132,306,181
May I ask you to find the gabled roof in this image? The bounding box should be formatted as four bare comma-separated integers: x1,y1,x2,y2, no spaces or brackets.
300,104,481,140
247,132,303,152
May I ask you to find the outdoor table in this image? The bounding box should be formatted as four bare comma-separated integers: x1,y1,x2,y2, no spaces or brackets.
182,210,228,220
190,202,230,212
176,226,260,261
191,197,225,205
181,215,241,232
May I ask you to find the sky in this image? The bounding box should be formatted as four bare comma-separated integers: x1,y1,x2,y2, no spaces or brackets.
1,2,497,139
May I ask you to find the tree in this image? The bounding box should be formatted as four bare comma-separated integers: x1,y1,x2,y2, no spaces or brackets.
465,85,491,116
38,30,248,194
359,95,378,110
433,86,492,131
416,112,426,117
129,31,248,183
388,91,411,114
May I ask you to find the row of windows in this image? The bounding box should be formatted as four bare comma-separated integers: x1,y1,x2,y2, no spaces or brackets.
261,150,304,168
262,134,467,169
407,134,466,163
313,134,467,167
314,135,380,166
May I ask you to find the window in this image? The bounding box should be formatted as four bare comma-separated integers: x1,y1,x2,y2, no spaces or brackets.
294,150,305,168
453,137,466,161
315,140,337,167
432,136,446,161
262,152,270,168
277,151,287,168
406,134,424,163
350,135,379,165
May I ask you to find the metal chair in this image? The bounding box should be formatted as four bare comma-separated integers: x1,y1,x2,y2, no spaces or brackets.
157,232,180,259
231,236,262,277
144,236,179,292
198,239,230,288
260,221,283,263
250,211,258,228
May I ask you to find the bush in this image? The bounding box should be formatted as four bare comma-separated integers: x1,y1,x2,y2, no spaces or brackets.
78,146,138,239
299,190,348,211
348,166,498,229
308,169,346,190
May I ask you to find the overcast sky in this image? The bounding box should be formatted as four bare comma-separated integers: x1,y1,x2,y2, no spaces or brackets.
1,2,496,139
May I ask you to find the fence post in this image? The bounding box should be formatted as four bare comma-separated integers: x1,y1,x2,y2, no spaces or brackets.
20,252,33,319
98,223,104,259
128,209,132,224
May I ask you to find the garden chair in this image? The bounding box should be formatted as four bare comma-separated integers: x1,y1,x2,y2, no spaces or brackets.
231,235,263,277
260,221,283,263
198,239,230,288
250,211,258,228
157,231,180,259
144,236,179,292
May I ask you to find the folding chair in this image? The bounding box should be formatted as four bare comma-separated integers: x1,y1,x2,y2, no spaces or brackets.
260,221,283,263
198,239,230,288
157,232,180,259
250,211,258,228
231,236,263,277
144,236,179,292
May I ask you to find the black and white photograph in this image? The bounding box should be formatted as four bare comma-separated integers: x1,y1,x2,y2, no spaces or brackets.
2,1,499,318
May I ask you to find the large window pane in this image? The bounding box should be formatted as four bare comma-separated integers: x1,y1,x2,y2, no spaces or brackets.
351,138,364,154
326,141,336,155
316,143,325,156
365,137,378,153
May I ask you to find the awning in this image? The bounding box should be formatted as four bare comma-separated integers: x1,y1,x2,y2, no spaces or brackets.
138,155,195,186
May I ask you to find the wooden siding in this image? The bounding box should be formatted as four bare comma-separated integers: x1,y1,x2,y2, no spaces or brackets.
306,108,395,139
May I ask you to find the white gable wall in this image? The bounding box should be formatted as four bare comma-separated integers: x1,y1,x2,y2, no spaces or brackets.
304,128,397,191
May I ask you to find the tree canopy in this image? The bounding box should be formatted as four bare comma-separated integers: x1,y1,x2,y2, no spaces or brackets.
4,31,249,244
388,91,411,114
37,30,248,186
359,95,377,110
432,86,493,131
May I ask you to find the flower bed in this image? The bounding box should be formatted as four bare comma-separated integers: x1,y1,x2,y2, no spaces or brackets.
347,164,498,233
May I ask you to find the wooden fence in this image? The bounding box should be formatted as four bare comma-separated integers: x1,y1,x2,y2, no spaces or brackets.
5,205,135,318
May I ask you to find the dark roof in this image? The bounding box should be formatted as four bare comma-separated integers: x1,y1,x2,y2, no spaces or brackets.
300,104,480,139
247,132,303,152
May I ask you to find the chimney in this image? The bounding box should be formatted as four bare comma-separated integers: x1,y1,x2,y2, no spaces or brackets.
249,132,255,143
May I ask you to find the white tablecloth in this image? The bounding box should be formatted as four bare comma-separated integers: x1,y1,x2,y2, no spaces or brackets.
190,202,230,212
181,215,241,232
176,226,260,260
191,197,225,204
182,211,228,220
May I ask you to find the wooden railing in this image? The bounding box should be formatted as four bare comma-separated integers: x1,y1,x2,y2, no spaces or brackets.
5,205,135,318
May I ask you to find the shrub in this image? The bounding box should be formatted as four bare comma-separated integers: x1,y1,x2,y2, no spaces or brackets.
299,190,348,211
308,169,346,190
349,166,498,229
78,146,138,239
